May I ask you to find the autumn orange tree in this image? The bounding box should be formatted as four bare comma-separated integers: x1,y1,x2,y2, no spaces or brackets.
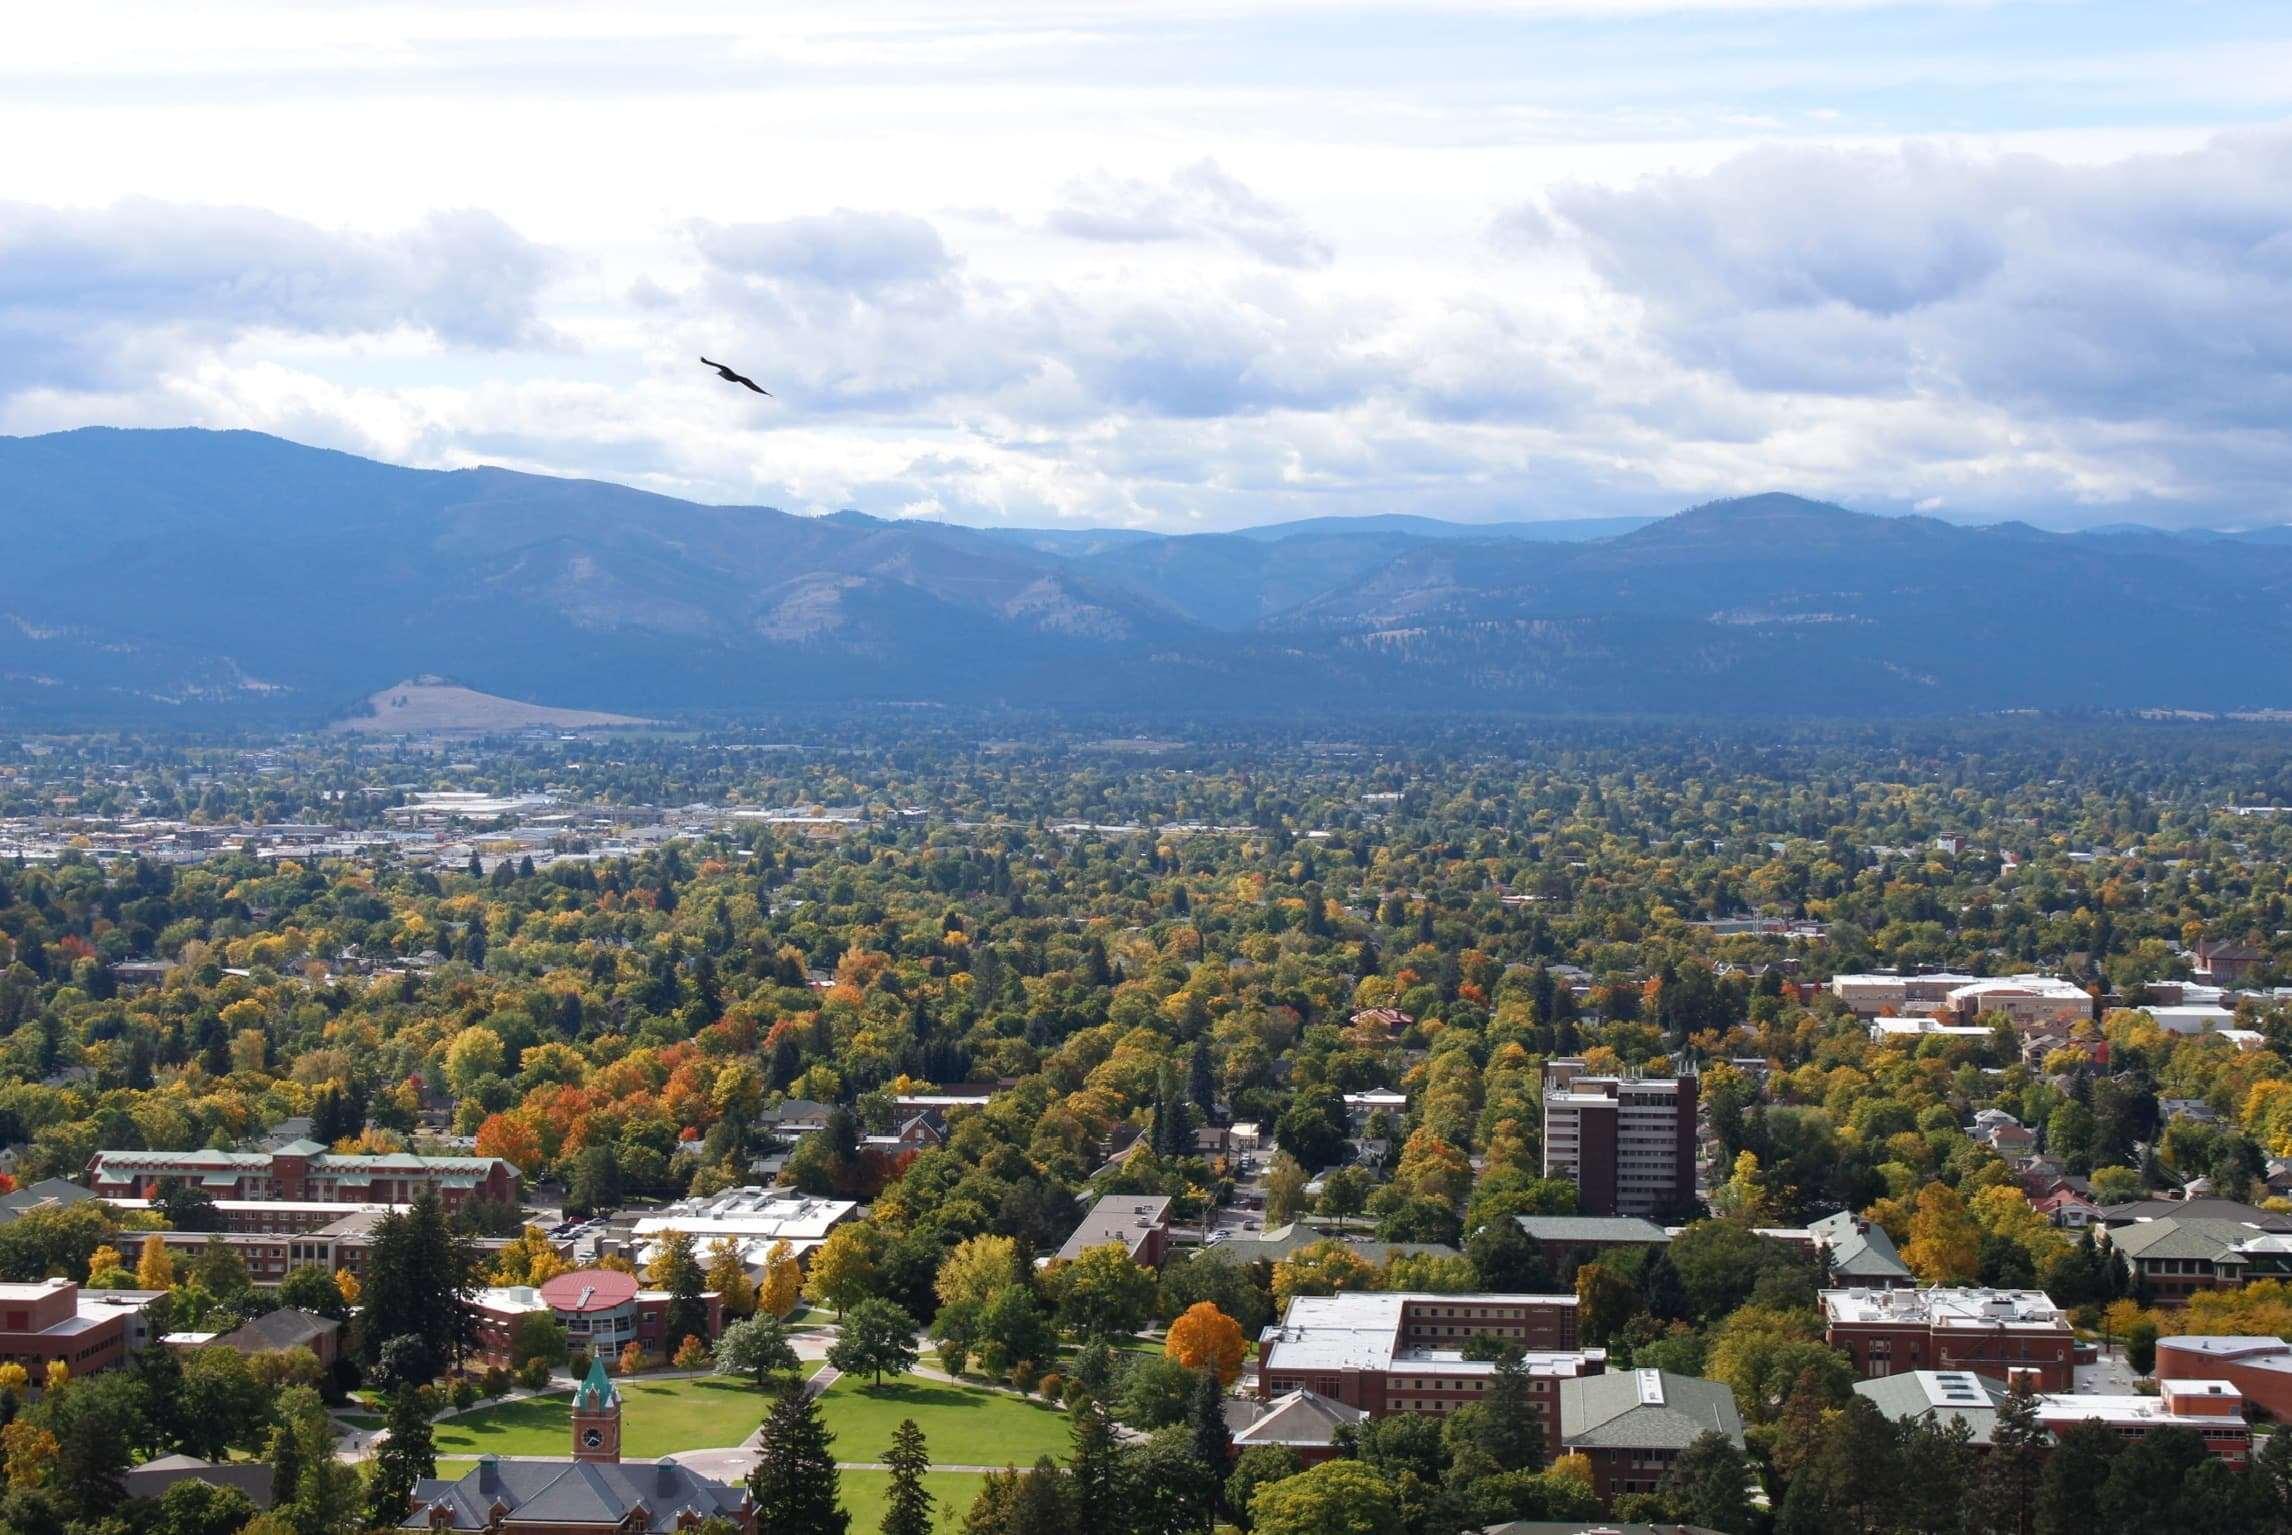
1165,1301,1247,1385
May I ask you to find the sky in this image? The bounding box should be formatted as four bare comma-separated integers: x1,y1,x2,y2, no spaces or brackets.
4,1,2292,532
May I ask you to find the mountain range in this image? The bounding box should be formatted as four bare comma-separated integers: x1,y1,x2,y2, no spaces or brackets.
4,426,2292,724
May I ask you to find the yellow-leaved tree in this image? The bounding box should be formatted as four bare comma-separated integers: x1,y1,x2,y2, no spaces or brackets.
934,1234,1023,1315
135,1234,175,1291
760,1239,803,1318
84,1245,126,1286
705,1237,758,1317
493,1226,573,1287
1903,1182,1982,1284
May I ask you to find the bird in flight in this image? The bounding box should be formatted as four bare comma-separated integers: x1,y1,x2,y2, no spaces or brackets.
700,357,771,396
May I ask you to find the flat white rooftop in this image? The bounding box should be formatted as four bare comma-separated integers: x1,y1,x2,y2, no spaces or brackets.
1263,1291,1580,1373
1822,1287,2066,1329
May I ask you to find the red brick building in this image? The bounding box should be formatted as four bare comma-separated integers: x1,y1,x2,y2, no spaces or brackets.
89,1141,520,1209
1821,1287,2076,1390
2036,1379,2252,1466
1558,1368,1746,1505
1053,1195,1173,1266
0,1279,167,1377
1257,1291,1597,1457
129,1206,530,1287
2156,1335,2292,1421
469,1268,725,1369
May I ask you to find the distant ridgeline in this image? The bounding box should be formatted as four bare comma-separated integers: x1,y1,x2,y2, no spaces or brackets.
6,427,2292,722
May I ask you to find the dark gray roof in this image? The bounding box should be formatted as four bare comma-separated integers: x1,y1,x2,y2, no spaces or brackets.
2098,1197,2292,1230
0,1177,96,1214
402,1456,749,1532
217,1308,338,1354
1227,1388,1364,1448
1809,1209,1913,1280
1220,1218,1458,1263
1514,1215,1671,1246
1853,1370,2009,1444
125,1454,275,1508
2108,1217,2266,1262
1055,1195,1172,1262
1559,1369,1744,1452
1484,1525,1726,1535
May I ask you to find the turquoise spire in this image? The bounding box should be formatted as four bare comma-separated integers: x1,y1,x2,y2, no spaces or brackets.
573,1351,619,1410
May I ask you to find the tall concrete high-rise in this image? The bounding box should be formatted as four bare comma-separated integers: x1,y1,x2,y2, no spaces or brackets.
1541,1059,1699,1219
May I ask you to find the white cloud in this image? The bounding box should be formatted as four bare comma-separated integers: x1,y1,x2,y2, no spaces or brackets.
0,200,561,390
3,4,2292,532
1049,160,1333,269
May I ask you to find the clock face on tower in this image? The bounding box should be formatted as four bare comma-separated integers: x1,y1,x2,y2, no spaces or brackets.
583,1429,604,1449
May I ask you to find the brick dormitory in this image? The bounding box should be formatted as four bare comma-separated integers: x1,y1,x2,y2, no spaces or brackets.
88,1140,521,1209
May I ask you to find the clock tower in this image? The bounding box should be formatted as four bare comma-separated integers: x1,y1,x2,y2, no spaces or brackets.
570,1353,622,1463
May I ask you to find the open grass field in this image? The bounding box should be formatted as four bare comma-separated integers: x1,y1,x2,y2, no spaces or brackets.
432,1375,764,1459
816,1371,1072,1467
841,1469,990,1532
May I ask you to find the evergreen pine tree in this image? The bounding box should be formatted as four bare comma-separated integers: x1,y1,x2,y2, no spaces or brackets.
1188,1037,1217,1125
1476,1351,1545,1472
1186,1367,1233,1533
366,1383,438,1528
880,1418,933,1535
1978,1380,2046,1535
266,1419,304,1517
1069,1396,1122,1535
749,1383,849,1535
2034,1420,2119,1535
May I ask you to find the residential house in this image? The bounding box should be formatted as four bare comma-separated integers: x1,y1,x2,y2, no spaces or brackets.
1348,1008,1414,1035
2032,1186,2105,1228
1341,1090,1408,1130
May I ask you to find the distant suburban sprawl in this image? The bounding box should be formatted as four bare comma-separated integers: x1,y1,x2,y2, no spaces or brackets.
1,722,2292,1535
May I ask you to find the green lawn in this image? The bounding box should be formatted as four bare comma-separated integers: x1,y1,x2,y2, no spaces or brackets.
433,1375,764,1459
817,1373,1071,1467
842,1469,988,1532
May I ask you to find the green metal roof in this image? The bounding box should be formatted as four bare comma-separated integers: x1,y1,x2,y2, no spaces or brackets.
572,1353,618,1411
